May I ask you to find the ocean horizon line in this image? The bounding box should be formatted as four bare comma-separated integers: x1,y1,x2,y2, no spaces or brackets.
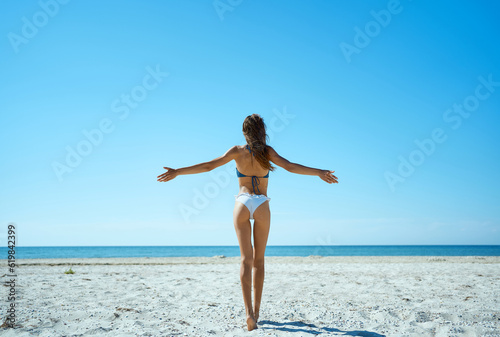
14,244,500,247
5,245,500,259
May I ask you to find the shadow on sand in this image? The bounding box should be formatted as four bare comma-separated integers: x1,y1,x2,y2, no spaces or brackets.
258,320,386,336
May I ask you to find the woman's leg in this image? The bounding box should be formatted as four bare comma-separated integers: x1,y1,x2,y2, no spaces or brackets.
251,200,271,322
233,201,257,331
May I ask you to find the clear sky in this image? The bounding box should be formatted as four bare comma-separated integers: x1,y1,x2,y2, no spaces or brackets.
1,0,499,247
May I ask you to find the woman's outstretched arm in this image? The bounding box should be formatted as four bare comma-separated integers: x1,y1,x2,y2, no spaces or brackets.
268,146,338,184
157,146,239,182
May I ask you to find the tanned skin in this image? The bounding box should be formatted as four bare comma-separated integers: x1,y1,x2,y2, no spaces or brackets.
157,145,338,331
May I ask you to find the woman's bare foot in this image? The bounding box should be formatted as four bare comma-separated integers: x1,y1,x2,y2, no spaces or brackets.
246,315,257,331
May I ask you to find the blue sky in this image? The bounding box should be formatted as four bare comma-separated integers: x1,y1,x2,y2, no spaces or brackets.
1,0,499,247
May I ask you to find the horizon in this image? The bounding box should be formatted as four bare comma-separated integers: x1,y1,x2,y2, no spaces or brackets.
13,244,500,248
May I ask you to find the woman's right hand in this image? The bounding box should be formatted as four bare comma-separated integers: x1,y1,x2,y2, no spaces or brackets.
157,167,178,182
319,170,338,184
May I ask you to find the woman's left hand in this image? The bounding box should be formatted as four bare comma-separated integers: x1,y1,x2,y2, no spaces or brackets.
157,167,178,182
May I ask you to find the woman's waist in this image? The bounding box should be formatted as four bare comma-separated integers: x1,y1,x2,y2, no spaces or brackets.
238,184,268,197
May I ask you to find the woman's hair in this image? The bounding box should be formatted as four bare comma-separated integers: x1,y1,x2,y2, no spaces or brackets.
242,114,275,171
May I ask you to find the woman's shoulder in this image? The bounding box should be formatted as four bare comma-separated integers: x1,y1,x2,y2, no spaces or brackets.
266,145,276,153
228,145,249,156
231,145,247,153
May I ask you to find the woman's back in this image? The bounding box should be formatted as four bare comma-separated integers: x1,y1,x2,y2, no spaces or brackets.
235,145,270,196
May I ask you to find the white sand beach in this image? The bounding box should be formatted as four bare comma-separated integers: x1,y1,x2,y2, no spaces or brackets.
1,256,499,336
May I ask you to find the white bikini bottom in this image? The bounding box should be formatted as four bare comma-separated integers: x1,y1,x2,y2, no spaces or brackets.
234,193,271,220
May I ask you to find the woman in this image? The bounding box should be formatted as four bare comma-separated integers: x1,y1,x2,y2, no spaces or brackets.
157,114,338,331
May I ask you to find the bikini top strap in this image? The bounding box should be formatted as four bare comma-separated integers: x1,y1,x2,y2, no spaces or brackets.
251,176,261,194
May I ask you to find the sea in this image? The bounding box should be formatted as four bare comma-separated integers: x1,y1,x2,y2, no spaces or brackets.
6,245,500,259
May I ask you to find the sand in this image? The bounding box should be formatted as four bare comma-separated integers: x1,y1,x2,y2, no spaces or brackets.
1,256,499,336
